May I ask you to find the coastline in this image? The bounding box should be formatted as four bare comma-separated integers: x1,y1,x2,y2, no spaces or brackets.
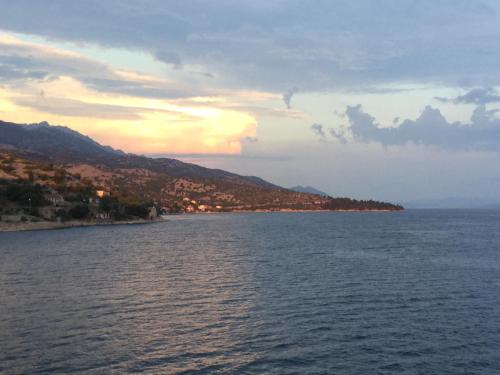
1,208,403,232
0,218,164,233
232,208,401,213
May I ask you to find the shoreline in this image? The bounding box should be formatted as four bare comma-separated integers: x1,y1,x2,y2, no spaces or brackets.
231,209,401,213
0,218,163,233
1,208,403,232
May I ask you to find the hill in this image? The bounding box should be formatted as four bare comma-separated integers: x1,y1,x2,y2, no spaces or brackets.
290,185,330,196
0,120,403,221
0,120,275,187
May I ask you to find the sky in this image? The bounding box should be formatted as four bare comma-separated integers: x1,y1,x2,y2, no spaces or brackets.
1,0,500,203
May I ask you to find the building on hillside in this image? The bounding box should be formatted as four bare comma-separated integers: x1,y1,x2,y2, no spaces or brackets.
45,192,65,206
96,190,110,198
95,212,111,221
88,197,100,204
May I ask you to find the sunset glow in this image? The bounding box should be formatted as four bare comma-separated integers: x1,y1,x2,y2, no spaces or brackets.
0,33,259,154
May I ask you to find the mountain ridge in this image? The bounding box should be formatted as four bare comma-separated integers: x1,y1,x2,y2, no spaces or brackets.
0,120,403,212
290,185,330,196
0,120,277,189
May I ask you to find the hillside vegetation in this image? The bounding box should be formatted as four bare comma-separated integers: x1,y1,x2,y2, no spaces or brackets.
0,120,403,225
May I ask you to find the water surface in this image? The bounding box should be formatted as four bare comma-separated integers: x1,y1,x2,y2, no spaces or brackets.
1,210,500,374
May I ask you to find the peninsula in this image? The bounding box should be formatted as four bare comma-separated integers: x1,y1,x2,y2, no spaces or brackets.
0,120,403,231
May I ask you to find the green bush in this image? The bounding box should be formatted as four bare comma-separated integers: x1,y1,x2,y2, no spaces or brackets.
124,203,149,218
55,209,70,221
68,205,90,220
4,182,48,206
99,196,119,213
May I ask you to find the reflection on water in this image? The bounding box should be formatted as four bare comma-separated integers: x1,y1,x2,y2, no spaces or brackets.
1,211,500,374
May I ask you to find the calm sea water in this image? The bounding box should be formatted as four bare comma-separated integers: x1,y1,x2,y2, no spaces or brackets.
1,210,500,374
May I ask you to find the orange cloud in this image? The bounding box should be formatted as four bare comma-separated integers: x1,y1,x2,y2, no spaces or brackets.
0,33,259,154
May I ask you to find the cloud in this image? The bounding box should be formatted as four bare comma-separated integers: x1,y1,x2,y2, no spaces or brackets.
244,136,258,143
331,104,500,151
0,33,209,99
311,123,326,139
0,35,111,84
0,62,50,82
0,35,261,155
81,77,201,99
329,128,348,144
2,1,500,92
154,50,182,69
435,87,500,105
283,87,298,109
14,96,144,120
12,94,205,121
222,105,305,120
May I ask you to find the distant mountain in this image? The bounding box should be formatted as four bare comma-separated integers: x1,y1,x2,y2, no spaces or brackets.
0,120,275,188
0,120,123,162
0,120,403,212
290,185,330,196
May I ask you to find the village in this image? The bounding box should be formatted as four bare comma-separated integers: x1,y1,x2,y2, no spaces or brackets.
0,180,232,226
0,150,402,230
0,152,232,227
0,154,259,228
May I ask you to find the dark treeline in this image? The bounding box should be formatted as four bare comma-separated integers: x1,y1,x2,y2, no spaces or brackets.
323,197,403,211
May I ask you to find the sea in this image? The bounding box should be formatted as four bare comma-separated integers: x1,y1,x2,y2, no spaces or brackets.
1,210,500,374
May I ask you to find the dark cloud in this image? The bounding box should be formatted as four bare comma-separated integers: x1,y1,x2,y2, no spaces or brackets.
312,123,348,143
283,87,298,109
155,50,183,69
0,54,53,82
0,48,110,81
190,71,215,78
0,39,211,99
435,87,500,105
0,64,49,81
244,136,258,143
331,104,500,151
311,123,326,139
1,1,500,92
329,128,347,144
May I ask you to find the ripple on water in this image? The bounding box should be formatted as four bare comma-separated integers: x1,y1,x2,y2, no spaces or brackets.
1,210,500,374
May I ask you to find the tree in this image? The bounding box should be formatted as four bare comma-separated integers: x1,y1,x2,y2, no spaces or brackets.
68,205,90,220
54,169,66,185
5,182,47,207
99,196,118,213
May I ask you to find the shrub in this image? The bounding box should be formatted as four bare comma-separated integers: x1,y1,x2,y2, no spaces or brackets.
4,182,48,206
124,203,149,218
68,205,90,220
56,209,70,222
